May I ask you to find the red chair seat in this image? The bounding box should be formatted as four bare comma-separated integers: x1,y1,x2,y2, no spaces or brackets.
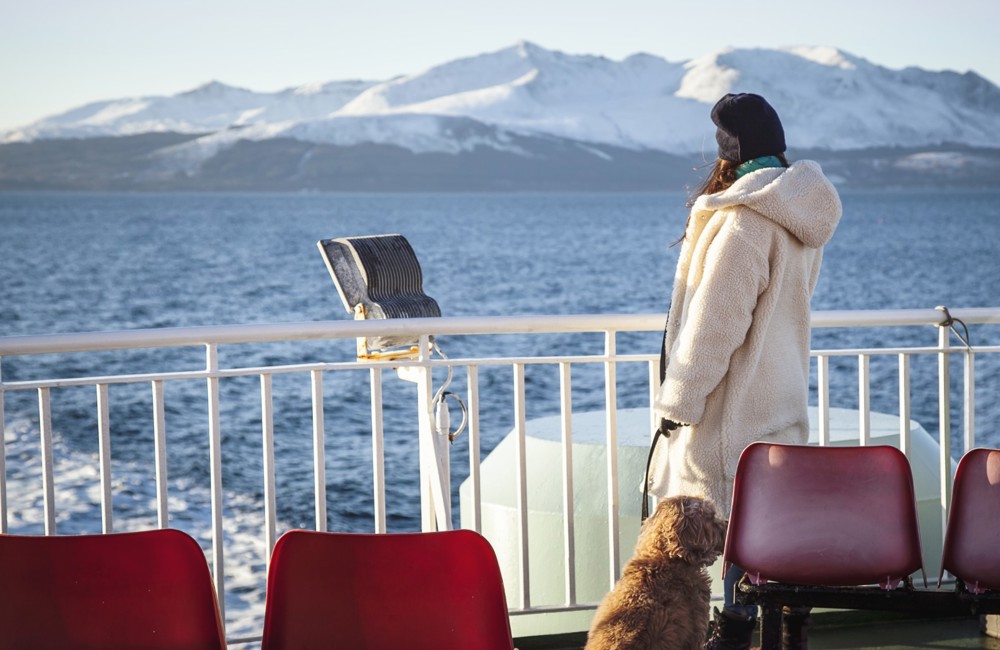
0,529,226,649
941,448,1000,593
262,529,514,650
725,443,924,588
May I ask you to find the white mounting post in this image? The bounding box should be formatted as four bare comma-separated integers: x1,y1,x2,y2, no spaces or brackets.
937,324,952,542
416,335,451,531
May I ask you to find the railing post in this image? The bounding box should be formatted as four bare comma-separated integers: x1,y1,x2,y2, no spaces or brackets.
937,325,952,540
858,354,871,446
1,357,8,534
96,383,113,533
205,344,225,622
38,387,55,535
466,365,482,534
817,355,830,446
152,380,168,529
260,374,277,560
513,363,530,609
417,335,450,531
648,360,659,435
370,368,386,534
604,330,621,588
963,349,975,453
898,354,912,458
559,361,576,606
311,369,327,532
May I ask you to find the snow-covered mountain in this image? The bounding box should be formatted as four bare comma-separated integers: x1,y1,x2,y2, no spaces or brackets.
6,41,1000,160
4,42,1000,192
4,79,379,142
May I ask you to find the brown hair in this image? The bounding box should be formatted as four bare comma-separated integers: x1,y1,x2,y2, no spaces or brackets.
674,153,789,245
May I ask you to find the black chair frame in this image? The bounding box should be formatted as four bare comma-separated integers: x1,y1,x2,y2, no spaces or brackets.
737,576,1000,649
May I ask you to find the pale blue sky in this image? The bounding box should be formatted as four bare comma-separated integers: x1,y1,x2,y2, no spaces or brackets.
2,0,998,132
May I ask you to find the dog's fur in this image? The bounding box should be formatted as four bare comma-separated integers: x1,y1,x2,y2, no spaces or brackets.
584,496,726,650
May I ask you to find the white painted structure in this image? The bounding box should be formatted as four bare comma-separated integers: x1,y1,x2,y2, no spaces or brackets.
462,406,949,636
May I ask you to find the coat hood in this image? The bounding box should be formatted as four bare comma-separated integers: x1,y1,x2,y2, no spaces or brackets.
692,160,842,248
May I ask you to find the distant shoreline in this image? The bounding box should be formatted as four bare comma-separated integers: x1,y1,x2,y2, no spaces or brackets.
1,134,998,192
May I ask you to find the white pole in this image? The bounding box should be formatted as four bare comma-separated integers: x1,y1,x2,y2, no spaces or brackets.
417,335,450,530
205,344,225,622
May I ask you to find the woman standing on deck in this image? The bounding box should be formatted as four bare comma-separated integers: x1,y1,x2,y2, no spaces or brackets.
646,93,842,650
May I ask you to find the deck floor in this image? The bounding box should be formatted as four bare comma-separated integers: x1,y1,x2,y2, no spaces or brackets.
515,612,1000,650
806,612,999,649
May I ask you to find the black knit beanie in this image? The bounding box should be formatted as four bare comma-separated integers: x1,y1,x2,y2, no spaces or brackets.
711,93,786,163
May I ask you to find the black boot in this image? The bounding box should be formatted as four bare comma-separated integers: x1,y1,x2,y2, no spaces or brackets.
705,606,756,650
781,606,811,650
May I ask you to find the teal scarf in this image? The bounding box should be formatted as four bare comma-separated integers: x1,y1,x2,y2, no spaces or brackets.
735,155,785,179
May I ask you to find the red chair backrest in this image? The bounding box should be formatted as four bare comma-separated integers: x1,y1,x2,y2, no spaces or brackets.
941,447,1000,592
724,443,924,587
0,528,226,649
262,529,514,650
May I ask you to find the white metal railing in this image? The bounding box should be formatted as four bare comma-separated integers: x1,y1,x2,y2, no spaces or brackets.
2,307,1000,643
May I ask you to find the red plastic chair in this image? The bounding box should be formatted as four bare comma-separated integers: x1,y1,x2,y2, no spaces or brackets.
724,442,924,588
261,529,514,650
0,528,226,649
941,447,1000,593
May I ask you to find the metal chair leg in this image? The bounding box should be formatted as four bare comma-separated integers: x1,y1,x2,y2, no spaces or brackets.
759,603,783,650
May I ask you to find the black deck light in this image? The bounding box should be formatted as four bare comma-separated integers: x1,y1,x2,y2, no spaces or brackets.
317,233,467,449
318,234,441,361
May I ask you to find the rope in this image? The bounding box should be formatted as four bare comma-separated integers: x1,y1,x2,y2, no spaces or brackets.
934,305,973,351
430,342,468,442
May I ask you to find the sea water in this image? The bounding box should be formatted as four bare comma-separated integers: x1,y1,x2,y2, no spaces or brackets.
2,189,1000,634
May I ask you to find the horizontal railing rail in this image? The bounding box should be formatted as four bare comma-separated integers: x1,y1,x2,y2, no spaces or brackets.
4,307,1000,357
2,306,999,644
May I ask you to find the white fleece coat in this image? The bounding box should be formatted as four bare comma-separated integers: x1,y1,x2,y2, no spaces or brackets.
648,160,842,519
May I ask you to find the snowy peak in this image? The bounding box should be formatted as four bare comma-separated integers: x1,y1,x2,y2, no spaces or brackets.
677,46,1000,150
179,80,251,97
335,42,690,151
786,46,862,70
3,78,380,142
5,43,1000,155
338,42,542,114
899,67,1000,112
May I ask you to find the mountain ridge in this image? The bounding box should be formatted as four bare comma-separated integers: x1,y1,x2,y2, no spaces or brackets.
3,42,1000,191
8,42,1000,153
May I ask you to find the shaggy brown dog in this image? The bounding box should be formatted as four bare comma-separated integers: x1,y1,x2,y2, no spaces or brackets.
585,496,726,650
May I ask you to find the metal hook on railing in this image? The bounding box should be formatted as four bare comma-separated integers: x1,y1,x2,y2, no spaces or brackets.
434,391,468,443
429,342,468,443
935,305,973,351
